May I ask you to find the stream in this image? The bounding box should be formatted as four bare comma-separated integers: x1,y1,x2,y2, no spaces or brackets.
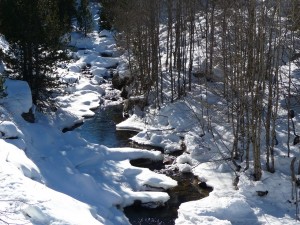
76,105,137,147
76,105,211,225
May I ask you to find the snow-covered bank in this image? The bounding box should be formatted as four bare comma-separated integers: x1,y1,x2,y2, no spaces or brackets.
0,75,178,224
0,3,178,224
119,92,299,224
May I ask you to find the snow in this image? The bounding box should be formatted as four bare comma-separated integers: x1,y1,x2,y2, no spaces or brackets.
116,79,299,225
0,120,24,139
2,79,32,114
0,76,177,224
0,3,178,225
0,2,299,225
0,139,41,181
56,90,100,117
119,94,298,225
116,114,146,132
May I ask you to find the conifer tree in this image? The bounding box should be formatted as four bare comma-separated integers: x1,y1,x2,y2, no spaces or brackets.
0,0,75,104
98,0,118,30
77,0,93,36
57,0,77,32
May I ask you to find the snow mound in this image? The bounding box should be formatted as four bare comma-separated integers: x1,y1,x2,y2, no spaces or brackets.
0,120,24,139
177,194,254,224
0,139,42,181
176,215,231,225
22,205,50,224
3,79,32,115
56,90,100,118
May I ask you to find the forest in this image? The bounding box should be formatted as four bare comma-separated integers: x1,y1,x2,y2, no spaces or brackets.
100,0,300,181
0,0,92,104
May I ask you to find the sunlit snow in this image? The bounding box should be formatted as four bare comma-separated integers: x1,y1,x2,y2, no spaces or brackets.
0,1,299,225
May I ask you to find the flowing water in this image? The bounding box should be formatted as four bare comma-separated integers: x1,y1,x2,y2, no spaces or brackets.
76,105,211,225
76,105,137,147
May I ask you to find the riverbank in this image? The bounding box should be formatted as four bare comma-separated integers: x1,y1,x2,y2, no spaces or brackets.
77,103,210,224
0,41,177,225
117,92,298,224
0,3,179,224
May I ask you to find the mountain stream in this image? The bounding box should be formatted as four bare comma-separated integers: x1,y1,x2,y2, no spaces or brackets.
76,105,211,225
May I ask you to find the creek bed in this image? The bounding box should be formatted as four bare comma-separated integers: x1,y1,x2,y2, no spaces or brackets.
76,105,211,225
126,159,212,225
76,105,137,147
124,172,211,225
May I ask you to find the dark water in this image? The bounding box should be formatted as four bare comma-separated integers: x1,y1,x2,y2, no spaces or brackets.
76,105,137,147
76,105,210,225
125,161,211,225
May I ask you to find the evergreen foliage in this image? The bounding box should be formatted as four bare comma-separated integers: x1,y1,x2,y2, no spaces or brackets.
0,0,76,104
57,0,77,33
288,0,300,31
77,0,93,36
98,0,116,30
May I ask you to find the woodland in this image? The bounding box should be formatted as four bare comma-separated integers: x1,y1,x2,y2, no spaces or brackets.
100,0,300,181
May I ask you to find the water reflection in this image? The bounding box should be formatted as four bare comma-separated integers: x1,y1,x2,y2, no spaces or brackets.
124,169,210,225
76,106,136,147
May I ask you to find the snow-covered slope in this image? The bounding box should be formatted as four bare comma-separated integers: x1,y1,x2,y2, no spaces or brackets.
0,3,178,224
119,92,299,224
0,45,176,225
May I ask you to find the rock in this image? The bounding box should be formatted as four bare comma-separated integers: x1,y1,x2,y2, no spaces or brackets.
256,190,268,197
112,73,130,90
198,181,208,189
100,52,113,57
293,135,300,145
62,121,84,133
198,181,213,191
232,175,239,190
163,156,175,165
21,108,35,123
123,96,147,115
120,86,128,99
105,63,118,70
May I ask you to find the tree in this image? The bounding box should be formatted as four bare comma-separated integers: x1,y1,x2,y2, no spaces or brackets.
98,0,116,30
0,0,73,104
0,75,5,98
57,0,77,33
102,0,300,181
77,0,93,36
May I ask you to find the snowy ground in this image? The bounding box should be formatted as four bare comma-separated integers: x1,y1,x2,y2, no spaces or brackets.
0,2,299,225
118,85,300,224
0,3,177,225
